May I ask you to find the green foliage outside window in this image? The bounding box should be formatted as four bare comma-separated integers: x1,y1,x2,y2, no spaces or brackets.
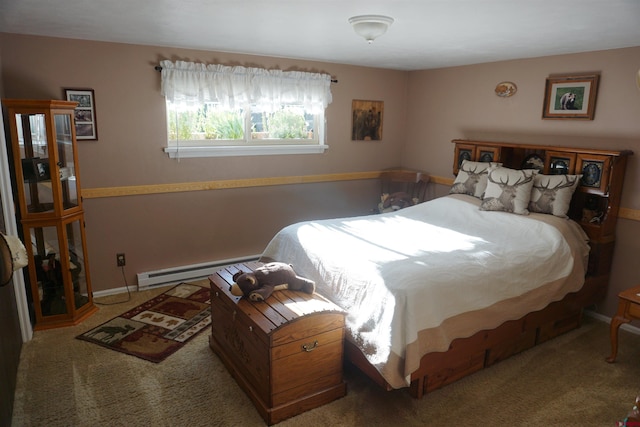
167,103,314,143
266,109,309,139
202,110,244,140
167,107,244,140
167,110,198,141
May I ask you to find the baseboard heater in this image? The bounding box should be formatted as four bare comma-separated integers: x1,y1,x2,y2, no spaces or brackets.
136,254,260,291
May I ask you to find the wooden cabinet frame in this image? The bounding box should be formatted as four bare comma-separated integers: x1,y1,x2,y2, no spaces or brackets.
2,99,97,329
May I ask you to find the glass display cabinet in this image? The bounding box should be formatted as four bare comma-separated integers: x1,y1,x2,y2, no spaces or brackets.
2,99,97,330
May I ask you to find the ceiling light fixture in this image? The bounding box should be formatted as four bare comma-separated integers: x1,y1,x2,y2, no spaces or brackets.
348,15,394,44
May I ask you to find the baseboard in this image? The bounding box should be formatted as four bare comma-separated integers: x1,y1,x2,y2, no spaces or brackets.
584,309,640,336
93,284,138,298
137,254,260,291
93,255,261,298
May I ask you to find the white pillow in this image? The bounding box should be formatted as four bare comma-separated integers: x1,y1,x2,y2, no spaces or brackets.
528,174,582,218
450,160,501,198
480,166,536,215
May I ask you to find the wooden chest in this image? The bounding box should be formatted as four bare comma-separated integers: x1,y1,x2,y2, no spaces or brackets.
208,262,347,425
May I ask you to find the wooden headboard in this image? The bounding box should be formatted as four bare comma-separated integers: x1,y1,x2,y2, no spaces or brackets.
451,139,633,299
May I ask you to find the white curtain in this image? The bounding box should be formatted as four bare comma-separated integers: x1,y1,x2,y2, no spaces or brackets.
160,60,333,113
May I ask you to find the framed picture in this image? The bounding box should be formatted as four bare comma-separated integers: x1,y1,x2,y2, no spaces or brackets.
64,88,98,140
542,74,600,120
352,100,383,141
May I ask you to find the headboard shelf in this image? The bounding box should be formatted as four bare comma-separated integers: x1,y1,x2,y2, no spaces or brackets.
451,139,632,284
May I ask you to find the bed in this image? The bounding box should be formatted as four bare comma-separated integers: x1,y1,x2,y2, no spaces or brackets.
260,140,632,398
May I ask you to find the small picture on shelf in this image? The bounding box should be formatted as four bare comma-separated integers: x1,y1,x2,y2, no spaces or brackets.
549,157,571,175
22,158,51,182
580,160,603,188
456,148,473,170
478,150,494,162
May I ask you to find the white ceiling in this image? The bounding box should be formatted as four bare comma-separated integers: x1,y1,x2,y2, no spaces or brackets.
1,0,639,71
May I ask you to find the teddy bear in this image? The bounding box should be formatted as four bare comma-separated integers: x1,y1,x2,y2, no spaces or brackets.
377,192,419,213
230,262,316,302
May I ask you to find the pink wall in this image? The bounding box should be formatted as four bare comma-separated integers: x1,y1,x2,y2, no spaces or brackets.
0,34,408,293
404,47,640,316
1,33,638,318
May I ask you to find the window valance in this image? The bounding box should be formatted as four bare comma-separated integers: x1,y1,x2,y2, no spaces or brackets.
160,60,333,113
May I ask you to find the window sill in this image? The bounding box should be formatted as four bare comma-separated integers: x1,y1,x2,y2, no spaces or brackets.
164,144,329,158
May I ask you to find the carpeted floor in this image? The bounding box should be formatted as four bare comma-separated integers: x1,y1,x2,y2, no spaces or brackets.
11,285,640,426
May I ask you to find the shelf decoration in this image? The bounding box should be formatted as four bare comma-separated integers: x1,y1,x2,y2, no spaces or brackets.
495,81,517,97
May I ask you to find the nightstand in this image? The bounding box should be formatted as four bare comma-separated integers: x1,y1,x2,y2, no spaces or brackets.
606,285,640,363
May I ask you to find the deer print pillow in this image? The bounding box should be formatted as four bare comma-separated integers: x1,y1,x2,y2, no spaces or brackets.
528,174,582,218
450,160,502,198
479,166,536,215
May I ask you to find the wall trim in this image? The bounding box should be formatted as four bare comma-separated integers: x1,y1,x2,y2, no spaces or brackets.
429,175,454,186
619,207,640,222
81,172,640,222
82,171,381,199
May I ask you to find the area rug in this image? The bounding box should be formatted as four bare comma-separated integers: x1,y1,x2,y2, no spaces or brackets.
77,281,211,363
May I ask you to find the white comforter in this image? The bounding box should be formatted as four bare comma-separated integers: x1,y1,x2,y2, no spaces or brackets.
260,194,590,388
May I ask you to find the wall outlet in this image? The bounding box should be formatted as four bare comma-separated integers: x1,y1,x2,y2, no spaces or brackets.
116,253,126,267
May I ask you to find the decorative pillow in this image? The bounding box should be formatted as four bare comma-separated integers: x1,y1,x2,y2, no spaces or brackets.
479,166,536,215
449,160,502,198
528,174,582,218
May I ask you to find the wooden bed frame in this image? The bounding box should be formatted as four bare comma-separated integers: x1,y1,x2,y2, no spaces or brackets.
345,139,632,399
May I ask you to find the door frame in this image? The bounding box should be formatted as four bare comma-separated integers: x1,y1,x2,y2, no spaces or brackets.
0,105,33,342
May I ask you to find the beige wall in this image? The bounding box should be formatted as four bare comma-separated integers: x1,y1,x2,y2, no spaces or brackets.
0,34,408,293
404,47,640,317
1,33,638,318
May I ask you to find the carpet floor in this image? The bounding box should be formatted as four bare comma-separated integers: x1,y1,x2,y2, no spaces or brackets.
11,285,640,426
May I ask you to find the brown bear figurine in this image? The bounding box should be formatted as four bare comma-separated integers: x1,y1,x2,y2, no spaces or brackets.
230,262,315,302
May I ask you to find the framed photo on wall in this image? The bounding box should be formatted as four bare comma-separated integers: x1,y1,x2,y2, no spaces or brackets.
64,88,98,140
352,100,383,141
542,74,600,120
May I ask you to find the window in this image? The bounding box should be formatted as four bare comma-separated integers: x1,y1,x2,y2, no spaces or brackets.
160,61,333,158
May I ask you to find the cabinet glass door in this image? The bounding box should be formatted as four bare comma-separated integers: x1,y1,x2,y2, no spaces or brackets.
15,113,55,214
55,113,79,210
65,218,90,311
27,218,90,319
29,224,67,317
